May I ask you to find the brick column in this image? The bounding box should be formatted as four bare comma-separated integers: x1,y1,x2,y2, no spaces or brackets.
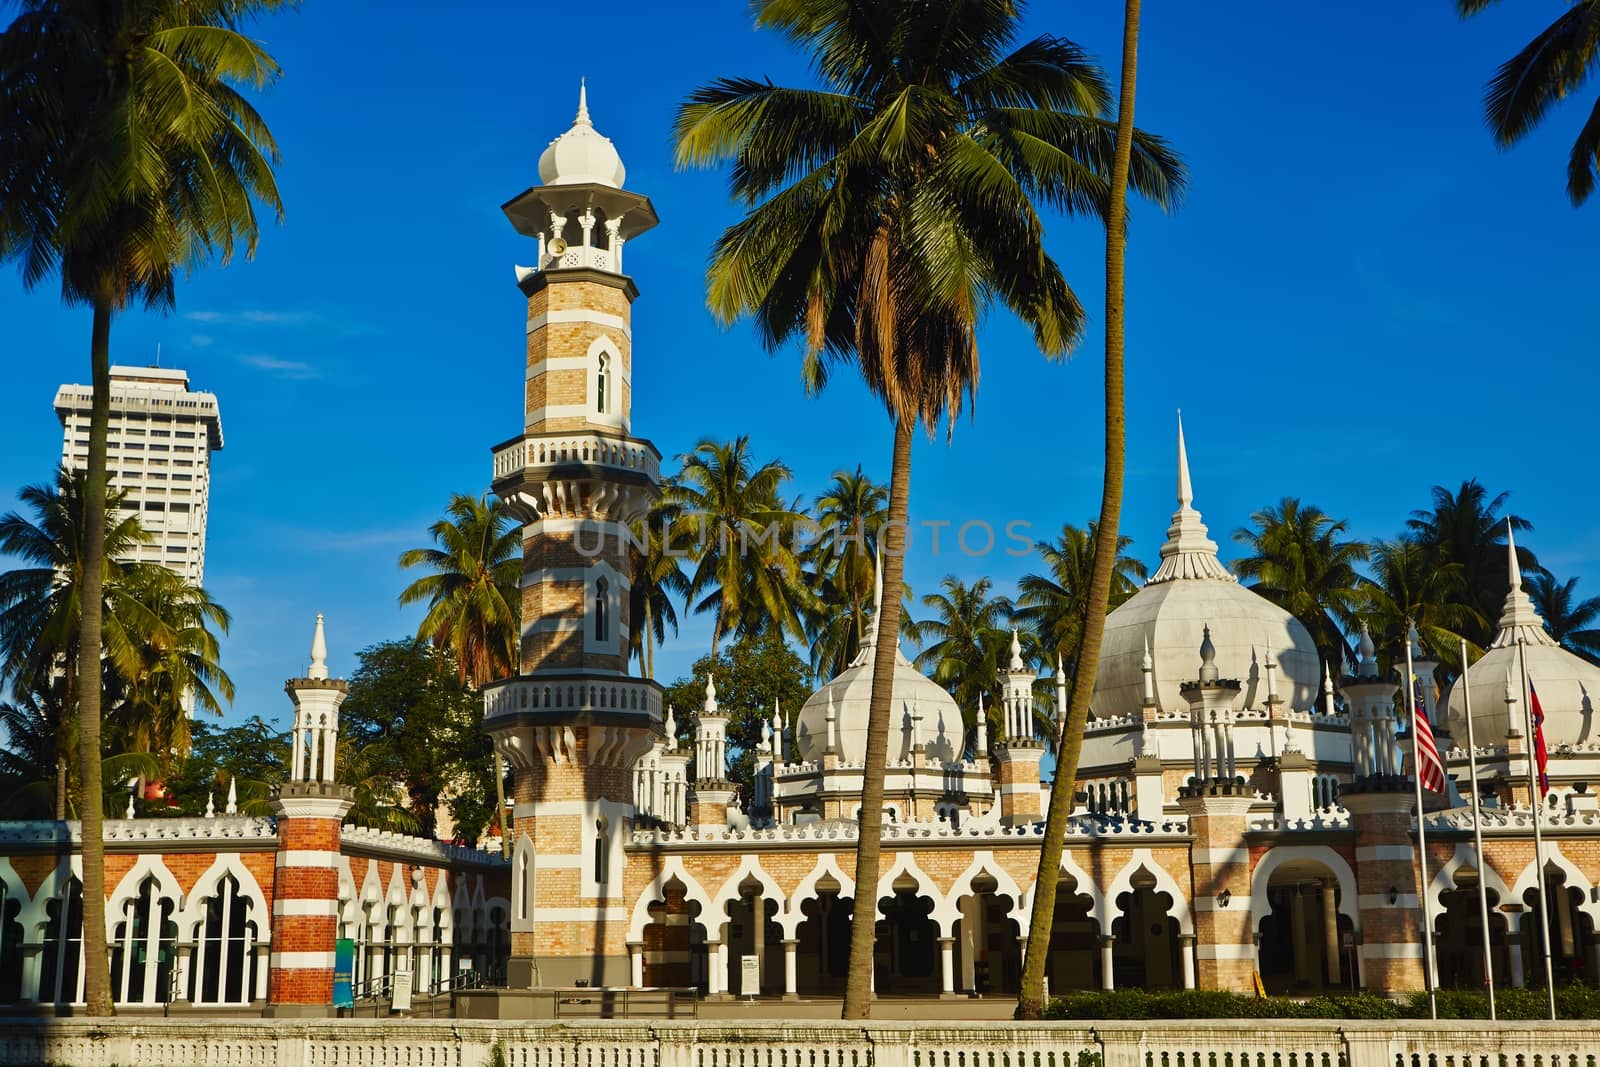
994,743,1044,826
1178,783,1255,992
266,782,352,1015
1342,777,1426,993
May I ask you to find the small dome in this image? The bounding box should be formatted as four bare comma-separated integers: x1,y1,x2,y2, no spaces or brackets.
1441,528,1600,746
537,82,625,189
1092,417,1323,715
794,630,966,765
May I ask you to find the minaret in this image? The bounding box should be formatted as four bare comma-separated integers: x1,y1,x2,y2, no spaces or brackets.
1179,626,1241,785
485,86,662,990
267,615,352,1016
994,629,1043,826
689,673,736,829
1343,622,1399,779
1148,414,1237,586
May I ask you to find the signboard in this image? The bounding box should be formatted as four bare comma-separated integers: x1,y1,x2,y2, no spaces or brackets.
391,969,412,1014
333,938,355,1009
740,955,761,998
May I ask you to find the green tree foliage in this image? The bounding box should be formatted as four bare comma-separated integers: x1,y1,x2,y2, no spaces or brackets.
160,717,289,818
660,629,810,801
910,576,1015,743
339,640,497,845
1015,522,1145,688
1405,480,1535,650
1526,571,1600,665
629,495,691,680
805,467,888,682
1232,498,1369,672
1360,538,1484,678
1457,0,1600,205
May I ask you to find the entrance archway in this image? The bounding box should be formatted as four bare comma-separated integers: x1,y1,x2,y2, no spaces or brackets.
721,875,782,995
1520,866,1600,986
1042,875,1102,993
1112,870,1181,989
793,875,851,996
874,875,940,995
641,877,708,992
952,873,1022,995
1256,861,1353,994
1434,871,1510,989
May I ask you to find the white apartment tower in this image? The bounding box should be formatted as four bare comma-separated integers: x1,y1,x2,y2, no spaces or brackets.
54,366,224,586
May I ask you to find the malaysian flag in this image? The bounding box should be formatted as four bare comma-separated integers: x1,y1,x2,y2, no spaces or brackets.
1411,675,1447,794
1530,679,1550,798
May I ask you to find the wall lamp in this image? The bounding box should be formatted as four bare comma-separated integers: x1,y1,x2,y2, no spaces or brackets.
1216,889,1231,909
1387,886,1399,906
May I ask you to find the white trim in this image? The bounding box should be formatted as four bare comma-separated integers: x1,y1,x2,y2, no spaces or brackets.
524,617,583,635
270,951,336,969
527,402,590,421
533,906,629,922
1355,845,1415,862
1196,944,1256,960
1360,943,1424,959
1192,847,1249,866
276,898,340,917
276,851,337,868
528,310,631,336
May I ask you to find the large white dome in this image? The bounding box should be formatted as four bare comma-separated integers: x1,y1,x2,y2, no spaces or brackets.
536,83,626,189
794,632,966,765
1441,530,1600,747
1091,420,1323,716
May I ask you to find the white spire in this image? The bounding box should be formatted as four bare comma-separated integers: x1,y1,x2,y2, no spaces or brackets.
1150,412,1236,585
1321,660,1336,716
772,700,784,761
308,613,328,680
665,705,677,748
1491,521,1556,648
1141,636,1156,705
1264,645,1280,705
1198,624,1219,683
1009,628,1025,671
225,775,238,815
575,78,591,126
975,695,989,755
1356,621,1378,677
703,672,719,715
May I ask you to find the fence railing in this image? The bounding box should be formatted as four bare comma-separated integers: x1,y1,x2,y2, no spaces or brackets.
1,1018,1597,1067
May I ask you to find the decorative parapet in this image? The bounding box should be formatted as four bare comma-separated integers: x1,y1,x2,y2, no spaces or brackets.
340,825,508,868
483,675,662,723
1423,806,1600,834
627,814,1190,849
0,817,277,852
491,431,660,483
1248,806,1353,833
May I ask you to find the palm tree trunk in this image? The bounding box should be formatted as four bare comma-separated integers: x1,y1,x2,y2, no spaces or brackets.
78,290,115,1016
1017,0,1141,1021
645,599,656,680
841,414,913,1019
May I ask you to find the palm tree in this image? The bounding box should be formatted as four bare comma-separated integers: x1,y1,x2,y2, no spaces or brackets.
806,467,888,680
628,497,690,680
1,0,289,1015
399,493,521,855
1020,0,1158,1020
1406,480,1535,649
1457,1,1600,205
1527,571,1600,665
909,577,1015,743
1015,522,1145,686
1359,538,1485,679
0,471,150,817
675,0,1183,1019
1232,498,1369,672
667,438,815,654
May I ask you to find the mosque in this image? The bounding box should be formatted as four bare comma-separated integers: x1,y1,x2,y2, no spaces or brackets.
2,89,1600,1016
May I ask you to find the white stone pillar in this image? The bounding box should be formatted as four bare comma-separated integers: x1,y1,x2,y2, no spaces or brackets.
254,942,270,1001
1321,880,1341,986
783,939,798,998
1179,934,1196,989
629,943,644,987
709,940,725,995
959,894,978,992
939,937,955,994
1099,935,1115,990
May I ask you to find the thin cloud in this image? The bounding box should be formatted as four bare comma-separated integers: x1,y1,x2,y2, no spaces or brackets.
239,353,319,380
189,333,214,348
183,308,320,326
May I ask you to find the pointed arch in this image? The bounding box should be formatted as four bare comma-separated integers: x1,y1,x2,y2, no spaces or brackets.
1428,841,1514,918
1105,849,1194,936
937,851,1027,935
107,853,182,937
177,854,270,939
1508,842,1600,928
874,852,944,923
626,857,715,942
710,855,787,939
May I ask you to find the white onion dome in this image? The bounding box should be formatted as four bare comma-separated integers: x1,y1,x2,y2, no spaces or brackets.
794,581,966,765
1091,418,1322,715
1442,526,1600,746
537,82,626,189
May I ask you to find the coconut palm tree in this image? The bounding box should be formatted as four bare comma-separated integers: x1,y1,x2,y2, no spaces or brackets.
1232,498,1369,671
1527,571,1600,665
628,496,691,680
399,492,521,855
806,467,888,680
667,438,815,654
1020,0,1157,1020
1457,0,1600,205
1015,522,1145,686
1406,480,1535,650
1360,537,1485,679
909,577,1015,745
675,0,1183,1018
1,0,290,1015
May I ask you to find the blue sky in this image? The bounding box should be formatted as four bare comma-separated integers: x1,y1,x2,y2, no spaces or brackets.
2,1,1596,732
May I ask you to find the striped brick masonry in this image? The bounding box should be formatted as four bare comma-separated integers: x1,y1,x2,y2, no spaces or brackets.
994,630,1044,827
1178,782,1256,992
267,615,354,1016
1341,776,1426,992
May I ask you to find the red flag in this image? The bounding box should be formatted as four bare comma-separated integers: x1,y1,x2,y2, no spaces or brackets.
1411,679,1447,794
1530,680,1550,798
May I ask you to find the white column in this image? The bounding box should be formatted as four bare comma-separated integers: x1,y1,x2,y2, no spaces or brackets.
629,943,644,987
1099,936,1115,990
959,894,978,992
939,937,955,994
707,940,723,995
783,939,798,998
751,890,766,991
254,942,269,1001
290,710,306,781
1179,934,1196,989
1321,880,1341,986
306,720,321,787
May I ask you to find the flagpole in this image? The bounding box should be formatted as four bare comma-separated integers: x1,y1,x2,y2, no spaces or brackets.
1404,633,1437,1019
1458,638,1496,1020
1516,636,1558,1020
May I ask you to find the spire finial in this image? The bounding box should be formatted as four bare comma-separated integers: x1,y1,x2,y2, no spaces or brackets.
1009,628,1024,671
575,78,591,125
1507,520,1522,591
704,672,718,714
1356,620,1377,676
225,775,238,815
665,705,677,747
1142,634,1153,670
1176,410,1193,507
309,613,328,680
1198,624,1219,683
1490,519,1556,648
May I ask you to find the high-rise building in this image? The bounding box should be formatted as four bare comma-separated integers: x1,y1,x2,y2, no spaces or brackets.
54,365,224,586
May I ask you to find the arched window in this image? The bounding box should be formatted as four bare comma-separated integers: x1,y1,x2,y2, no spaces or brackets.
189,873,260,1005
112,876,177,1004
594,817,610,885
596,351,610,414
0,877,24,1002
594,578,609,642
39,877,83,1005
